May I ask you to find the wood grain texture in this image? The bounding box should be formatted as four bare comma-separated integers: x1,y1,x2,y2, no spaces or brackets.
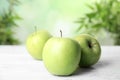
0,46,120,80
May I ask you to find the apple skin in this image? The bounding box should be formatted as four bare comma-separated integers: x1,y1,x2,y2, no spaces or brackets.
26,30,52,60
75,34,101,67
43,37,81,76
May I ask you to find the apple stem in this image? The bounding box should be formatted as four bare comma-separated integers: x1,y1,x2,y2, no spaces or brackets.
60,30,62,37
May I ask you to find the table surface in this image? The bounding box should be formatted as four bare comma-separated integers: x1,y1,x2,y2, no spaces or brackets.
0,46,120,80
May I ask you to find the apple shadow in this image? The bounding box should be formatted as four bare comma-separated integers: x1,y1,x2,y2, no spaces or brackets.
73,66,94,76
73,59,111,76
52,59,111,77
93,59,111,69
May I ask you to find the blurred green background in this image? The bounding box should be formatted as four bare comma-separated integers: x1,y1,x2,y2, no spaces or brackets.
1,0,119,45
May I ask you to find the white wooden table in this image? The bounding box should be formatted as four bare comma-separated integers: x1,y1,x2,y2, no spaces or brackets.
0,46,120,80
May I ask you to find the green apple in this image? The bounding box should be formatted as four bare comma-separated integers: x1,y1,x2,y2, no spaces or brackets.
75,34,101,67
43,37,81,76
26,30,52,60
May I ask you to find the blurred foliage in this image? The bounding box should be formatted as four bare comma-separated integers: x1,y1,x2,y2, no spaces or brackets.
0,0,21,45
77,0,120,45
